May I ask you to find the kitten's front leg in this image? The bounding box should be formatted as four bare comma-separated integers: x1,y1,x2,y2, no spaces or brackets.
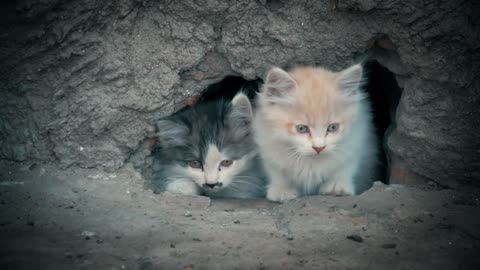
319,169,356,196
265,168,298,202
166,180,200,195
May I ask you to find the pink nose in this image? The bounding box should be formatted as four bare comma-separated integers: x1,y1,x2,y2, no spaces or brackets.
312,146,325,154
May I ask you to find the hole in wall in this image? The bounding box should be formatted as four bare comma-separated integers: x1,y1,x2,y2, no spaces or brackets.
139,60,403,195
362,60,402,185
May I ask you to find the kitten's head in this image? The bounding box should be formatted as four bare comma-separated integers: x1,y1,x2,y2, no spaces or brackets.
257,64,365,157
156,92,256,192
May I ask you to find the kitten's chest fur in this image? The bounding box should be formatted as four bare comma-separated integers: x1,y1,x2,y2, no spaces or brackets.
263,144,345,184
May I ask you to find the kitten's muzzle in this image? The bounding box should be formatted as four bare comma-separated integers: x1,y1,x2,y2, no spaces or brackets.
203,182,223,189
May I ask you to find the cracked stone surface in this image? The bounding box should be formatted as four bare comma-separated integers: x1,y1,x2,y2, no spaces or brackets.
1,161,479,269
0,0,479,187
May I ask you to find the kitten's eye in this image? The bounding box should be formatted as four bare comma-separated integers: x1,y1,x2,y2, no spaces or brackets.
220,160,234,167
188,160,202,169
295,124,310,134
327,123,340,132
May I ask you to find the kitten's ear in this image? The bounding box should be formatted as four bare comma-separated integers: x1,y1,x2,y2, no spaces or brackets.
231,92,253,119
227,92,253,138
262,67,296,104
337,64,365,100
156,119,189,146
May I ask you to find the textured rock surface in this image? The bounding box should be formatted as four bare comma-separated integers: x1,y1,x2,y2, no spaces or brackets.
0,0,479,186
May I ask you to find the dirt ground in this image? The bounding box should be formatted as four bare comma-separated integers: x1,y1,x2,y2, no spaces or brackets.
0,160,479,270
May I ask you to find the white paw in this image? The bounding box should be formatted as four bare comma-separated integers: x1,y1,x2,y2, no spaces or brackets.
266,184,299,202
166,180,199,195
319,180,355,196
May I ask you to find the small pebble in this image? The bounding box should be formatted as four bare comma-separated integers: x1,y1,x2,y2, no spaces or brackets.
184,211,192,217
353,203,357,208
381,243,397,249
286,235,294,240
26,221,35,226
346,235,363,243
96,239,103,244
233,220,240,224
170,244,175,248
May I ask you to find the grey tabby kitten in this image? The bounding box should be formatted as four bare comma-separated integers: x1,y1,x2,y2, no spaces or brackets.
152,80,265,199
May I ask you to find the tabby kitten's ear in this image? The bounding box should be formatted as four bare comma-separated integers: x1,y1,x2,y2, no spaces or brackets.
337,64,365,101
156,119,189,146
262,67,296,105
227,92,253,139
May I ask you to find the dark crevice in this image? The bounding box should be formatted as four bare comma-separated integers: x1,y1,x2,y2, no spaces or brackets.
362,60,402,184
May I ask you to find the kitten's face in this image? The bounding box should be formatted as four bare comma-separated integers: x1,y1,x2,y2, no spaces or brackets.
170,143,255,192
157,93,255,192
258,65,364,157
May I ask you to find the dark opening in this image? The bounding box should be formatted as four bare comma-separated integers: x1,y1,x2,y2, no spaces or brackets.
362,60,402,184
194,76,262,104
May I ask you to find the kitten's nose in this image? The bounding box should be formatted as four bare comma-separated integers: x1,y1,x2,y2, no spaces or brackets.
204,182,222,189
312,146,325,154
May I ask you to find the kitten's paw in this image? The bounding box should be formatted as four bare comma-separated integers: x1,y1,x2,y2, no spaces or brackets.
319,180,355,196
166,181,199,195
266,185,299,202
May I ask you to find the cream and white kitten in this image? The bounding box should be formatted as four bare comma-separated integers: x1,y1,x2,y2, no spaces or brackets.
253,64,378,202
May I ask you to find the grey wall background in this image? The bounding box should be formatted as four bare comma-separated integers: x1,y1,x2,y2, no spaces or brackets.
0,0,479,187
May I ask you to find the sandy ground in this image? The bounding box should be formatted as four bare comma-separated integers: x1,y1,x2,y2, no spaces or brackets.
0,160,479,270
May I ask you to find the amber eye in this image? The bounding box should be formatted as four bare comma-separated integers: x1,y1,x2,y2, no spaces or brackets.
188,160,202,169
220,160,234,167
327,123,339,132
295,125,309,134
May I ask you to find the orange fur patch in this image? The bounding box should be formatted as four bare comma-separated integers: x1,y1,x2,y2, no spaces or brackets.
288,67,345,126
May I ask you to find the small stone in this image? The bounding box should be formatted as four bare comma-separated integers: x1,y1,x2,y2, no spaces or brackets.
346,235,363,243
381,243,397,249
26,221,35,226
192,238,201,242
413,217,424,223
353,203,357,208
170,243,175,248
287,250,292,255
96,239,104,244
184,211,192,217
286,235,294,240
233,220,240,224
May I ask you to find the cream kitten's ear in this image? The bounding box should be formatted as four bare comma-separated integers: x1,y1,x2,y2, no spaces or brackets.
157,119,189,146
337,64,365,100
263,67,296,104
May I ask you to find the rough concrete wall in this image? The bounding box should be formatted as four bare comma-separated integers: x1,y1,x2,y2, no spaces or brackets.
0,0,478,187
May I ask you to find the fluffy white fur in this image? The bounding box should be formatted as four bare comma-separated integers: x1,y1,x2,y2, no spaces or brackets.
253,64,378,202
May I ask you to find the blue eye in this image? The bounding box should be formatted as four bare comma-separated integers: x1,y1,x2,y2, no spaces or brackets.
295,125,309,134
327,123,339,132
